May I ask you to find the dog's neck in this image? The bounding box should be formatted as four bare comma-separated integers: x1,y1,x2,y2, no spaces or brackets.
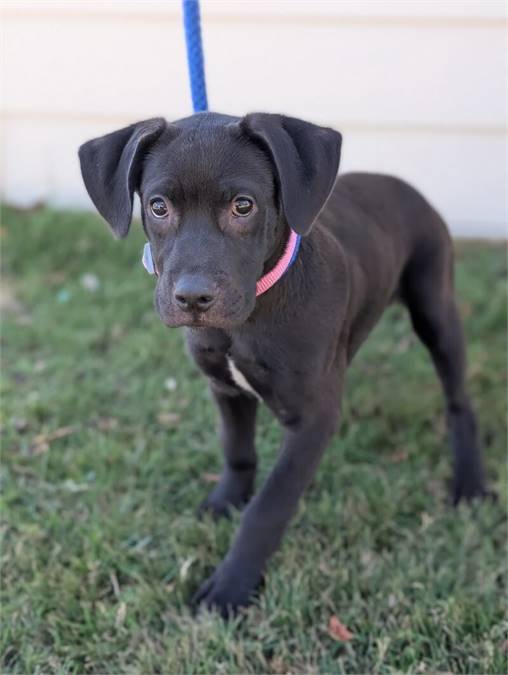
256,228,301,297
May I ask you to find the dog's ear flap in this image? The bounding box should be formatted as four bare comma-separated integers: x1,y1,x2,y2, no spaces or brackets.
240,113,341,236
78,118,167,238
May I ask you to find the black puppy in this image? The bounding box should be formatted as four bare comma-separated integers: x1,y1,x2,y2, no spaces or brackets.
79,112,489,616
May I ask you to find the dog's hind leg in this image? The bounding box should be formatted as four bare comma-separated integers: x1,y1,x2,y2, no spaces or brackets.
401,236,489,503
198,390,258,518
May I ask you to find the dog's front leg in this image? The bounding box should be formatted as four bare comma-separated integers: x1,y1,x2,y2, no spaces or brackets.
199,389,258,518
192,397,340,617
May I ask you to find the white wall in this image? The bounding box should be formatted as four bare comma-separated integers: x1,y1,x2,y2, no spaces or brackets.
1,0,506,237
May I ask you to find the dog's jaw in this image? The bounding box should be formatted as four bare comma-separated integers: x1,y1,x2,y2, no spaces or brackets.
154,292,256,331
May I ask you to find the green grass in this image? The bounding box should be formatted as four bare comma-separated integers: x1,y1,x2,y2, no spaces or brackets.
1,204,506,674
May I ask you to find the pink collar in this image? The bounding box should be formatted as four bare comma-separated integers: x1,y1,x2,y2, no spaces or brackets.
142,229,301,297
256,229,301,296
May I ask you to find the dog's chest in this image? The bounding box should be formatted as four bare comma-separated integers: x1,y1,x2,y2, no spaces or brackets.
226,357,262,400
186,328,270,401
187,330,304,427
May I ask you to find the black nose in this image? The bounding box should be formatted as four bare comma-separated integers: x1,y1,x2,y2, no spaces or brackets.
174,275,216,313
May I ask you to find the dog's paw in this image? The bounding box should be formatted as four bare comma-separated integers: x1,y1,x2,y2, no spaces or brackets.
452,477,496,505
197,480,253,520
190,564,262,618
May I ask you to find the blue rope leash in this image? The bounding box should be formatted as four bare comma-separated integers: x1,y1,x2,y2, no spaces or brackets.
182,0,208,113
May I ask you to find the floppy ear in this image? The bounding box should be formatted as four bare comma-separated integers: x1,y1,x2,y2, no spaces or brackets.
241,113,341,236
78,118,166,238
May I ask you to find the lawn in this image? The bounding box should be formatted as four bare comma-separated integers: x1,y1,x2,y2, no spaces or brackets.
1,205,507,674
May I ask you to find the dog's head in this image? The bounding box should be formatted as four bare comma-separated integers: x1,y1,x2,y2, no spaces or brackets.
79,112,341,329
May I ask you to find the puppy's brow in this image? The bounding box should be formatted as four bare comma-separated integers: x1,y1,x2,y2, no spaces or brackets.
217,180,260,198
143,180,181,203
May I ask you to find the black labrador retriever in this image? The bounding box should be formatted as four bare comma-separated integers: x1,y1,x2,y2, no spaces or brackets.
79,112,489,616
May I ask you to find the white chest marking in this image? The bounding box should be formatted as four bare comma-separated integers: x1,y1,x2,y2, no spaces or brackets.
227,357,262,401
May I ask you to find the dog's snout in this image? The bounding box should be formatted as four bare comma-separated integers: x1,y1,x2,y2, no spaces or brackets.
174,275,217,313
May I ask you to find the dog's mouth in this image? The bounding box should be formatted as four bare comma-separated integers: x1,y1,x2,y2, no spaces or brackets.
155,294,254,331
161,313,248,330
165,314,239,329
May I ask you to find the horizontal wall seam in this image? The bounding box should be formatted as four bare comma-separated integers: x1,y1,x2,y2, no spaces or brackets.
2,9,507,29
1,110,506,137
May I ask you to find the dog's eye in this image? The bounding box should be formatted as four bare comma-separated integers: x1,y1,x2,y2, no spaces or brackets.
150,197,169,218
232,197,254,217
